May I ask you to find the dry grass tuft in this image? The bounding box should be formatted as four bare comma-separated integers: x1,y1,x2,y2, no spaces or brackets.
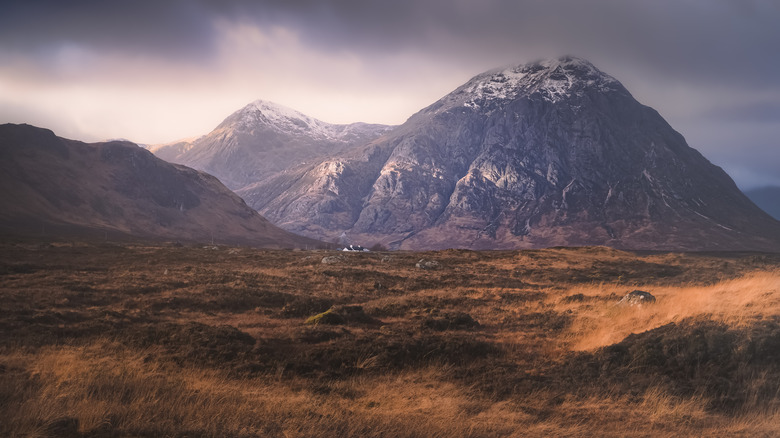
563,270,780,350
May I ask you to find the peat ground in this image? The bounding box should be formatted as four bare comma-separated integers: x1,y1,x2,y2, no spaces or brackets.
1,238,779,436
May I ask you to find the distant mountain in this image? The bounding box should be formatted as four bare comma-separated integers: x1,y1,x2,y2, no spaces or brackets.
153,57,780,251
745,186,780,220
152,100,394,190
0,123,325,248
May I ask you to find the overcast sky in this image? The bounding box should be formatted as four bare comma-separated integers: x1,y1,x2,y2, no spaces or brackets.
1,0,778,188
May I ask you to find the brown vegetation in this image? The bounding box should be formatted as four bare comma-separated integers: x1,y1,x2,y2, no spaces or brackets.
1,239,779,436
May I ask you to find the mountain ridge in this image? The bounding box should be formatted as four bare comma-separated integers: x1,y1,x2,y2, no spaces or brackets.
152,100,395,190
154,56,780,251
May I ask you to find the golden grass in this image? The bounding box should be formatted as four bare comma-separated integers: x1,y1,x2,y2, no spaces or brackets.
5,341,776,437
2,241,780,436
562,270,780,350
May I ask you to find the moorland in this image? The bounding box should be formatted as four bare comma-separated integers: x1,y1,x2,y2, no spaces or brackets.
1,238,780,437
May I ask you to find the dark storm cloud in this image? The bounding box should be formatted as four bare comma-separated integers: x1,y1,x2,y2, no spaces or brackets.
704,102,780,124
4,0,780,89
0,0,221,60
1,0,777,187
246,0,780,89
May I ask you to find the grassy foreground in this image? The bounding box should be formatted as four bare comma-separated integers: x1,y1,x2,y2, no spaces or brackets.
1,239,779,437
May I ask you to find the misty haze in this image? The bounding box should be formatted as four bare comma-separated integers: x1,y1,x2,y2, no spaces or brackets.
2,2,780,437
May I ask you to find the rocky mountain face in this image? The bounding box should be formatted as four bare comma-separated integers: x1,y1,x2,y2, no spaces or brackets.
0,123,325,248
745,186,780,220
156,57,780,251
153,100,394,190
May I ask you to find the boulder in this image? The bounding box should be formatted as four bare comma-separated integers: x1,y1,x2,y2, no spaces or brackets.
416,259,440,270
619,290,656,306
321,255,344,264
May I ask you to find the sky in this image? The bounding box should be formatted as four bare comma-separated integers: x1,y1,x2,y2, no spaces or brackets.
1,0,778,189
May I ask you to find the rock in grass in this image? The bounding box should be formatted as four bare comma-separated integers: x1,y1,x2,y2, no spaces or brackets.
321,255,344,264
618,290,656,306
416,259,440,270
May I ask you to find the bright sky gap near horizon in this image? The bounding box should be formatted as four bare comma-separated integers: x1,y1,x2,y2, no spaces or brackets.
1,0,778,189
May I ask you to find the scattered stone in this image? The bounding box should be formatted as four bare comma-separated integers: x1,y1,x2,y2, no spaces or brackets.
618,290,656,306
381,255,394,263
321,255,344,264
416,259,440,270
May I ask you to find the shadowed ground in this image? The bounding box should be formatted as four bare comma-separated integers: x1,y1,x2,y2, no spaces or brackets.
1,238,779,437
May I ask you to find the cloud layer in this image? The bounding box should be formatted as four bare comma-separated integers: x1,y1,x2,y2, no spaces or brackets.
1,0,778,188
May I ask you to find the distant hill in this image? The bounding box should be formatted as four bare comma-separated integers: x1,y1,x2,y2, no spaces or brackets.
745,186,780,220
0,123,325,248
152,100,394,190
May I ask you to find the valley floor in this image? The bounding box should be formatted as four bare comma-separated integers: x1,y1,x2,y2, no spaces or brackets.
1,239,779,437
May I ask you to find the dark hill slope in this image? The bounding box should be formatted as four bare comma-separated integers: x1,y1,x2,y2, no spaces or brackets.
0,123,325,248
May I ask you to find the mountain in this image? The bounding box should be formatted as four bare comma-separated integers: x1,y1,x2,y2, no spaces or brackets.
155,57,780,251
745,186,780,220
152,100,394,190
0,123,325,248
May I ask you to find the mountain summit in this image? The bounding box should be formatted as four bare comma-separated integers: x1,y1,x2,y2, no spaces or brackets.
153,100,394,190
156,57,780,251
432,56,622,110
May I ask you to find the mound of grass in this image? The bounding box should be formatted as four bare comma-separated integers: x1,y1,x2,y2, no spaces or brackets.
305,305,379,326
305,308,346,325
421,312,478,331
571,318,780,411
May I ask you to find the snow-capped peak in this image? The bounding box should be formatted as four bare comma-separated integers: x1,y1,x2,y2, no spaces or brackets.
218,100,395,142
218,99,343,141
245,100,315,125
454,56,623,109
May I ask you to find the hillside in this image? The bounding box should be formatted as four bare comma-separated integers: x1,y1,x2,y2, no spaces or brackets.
0,123,325,248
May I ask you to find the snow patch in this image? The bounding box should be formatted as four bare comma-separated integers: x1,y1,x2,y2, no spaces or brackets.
230,100,394,142
459,56,621,108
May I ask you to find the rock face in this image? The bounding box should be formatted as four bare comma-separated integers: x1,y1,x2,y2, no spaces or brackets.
0,123,325,248
157,57,780,251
